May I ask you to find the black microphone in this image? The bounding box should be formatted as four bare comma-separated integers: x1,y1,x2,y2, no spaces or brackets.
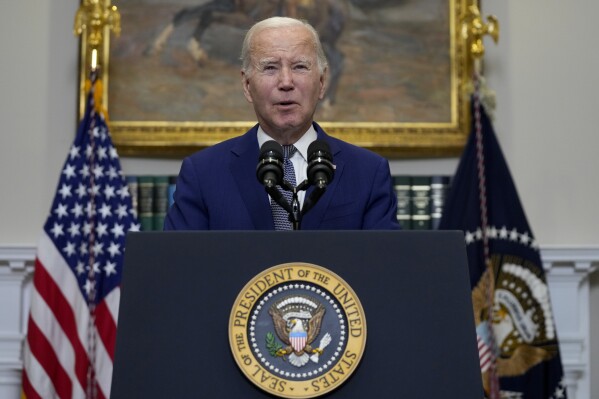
307,140,334,189
256,140,284,188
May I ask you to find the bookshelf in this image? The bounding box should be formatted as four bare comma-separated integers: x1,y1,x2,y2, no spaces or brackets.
127,173,453,231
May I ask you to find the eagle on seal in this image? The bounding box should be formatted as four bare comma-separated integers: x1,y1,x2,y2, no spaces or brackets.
269,302,329,367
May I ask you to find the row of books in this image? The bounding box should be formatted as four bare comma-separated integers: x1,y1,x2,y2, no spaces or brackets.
393,175,452,230
126,174,452,231
127,175,177,231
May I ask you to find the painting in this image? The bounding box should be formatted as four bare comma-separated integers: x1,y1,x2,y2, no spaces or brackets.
80,0,474,158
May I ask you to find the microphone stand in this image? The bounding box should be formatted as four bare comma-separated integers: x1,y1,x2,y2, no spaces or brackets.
301,186,326,216
267,178,326,231
290,180,311,230
258,139,332,230
265,180,299,230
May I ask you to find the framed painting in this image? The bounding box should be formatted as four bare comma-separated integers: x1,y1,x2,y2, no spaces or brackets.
79,0,476,158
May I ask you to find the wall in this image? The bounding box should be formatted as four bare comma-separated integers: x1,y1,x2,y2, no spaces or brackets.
1,1,79,245
1,0,598,397
484,0,599,246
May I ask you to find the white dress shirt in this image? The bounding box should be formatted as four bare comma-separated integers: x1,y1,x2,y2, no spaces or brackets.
257,126,317,208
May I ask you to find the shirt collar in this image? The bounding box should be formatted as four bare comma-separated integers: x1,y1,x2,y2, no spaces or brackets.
256,125,317,161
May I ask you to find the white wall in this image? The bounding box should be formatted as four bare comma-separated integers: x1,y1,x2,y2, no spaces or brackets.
484,0,599,246
1,0,598,396
1,1,79,245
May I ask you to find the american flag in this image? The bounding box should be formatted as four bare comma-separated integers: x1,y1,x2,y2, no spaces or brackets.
477,327,494,373
22,75,140,399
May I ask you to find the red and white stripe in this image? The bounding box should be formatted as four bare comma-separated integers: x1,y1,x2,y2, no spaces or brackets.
477,334,495,373
22,232,119,399
290,335,307,353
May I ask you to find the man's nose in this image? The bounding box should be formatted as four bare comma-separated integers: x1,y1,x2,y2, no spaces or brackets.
278,67,294,90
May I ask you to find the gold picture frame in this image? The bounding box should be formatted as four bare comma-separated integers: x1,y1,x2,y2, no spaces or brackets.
79,0,477,159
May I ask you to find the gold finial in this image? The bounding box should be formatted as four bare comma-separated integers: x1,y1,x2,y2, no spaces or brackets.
461,4,499,60
74,0,121,71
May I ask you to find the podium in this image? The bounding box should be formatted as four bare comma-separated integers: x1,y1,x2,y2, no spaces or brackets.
111,231,482,398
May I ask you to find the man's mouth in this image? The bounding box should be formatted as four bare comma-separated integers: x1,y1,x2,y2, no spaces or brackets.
277,100,296,107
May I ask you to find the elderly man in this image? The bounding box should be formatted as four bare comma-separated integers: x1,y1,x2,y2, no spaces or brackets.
164,17,399,230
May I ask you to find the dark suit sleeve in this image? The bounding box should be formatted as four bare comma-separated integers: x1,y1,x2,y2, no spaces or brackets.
163,157,209,230
363,157,400,230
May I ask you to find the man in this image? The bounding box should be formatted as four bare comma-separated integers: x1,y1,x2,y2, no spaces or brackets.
164,17,399,230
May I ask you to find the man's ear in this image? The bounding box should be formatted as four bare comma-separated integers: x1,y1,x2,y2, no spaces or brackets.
318,67,329,100
241,70,253,103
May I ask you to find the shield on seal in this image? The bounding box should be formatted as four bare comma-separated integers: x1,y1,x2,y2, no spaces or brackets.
290,330,307,353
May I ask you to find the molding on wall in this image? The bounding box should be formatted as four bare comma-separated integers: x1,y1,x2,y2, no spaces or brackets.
0,246,35,399
0,246,36,271
542,246,598,399
1,245,597,398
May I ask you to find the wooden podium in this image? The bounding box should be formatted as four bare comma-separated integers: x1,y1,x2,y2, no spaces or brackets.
111,231,482,398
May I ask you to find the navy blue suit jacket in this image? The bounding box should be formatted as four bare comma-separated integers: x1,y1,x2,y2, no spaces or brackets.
164,123,399,230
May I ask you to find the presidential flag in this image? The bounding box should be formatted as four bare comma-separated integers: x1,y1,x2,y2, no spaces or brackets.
439,86,567,399
22,74,140,399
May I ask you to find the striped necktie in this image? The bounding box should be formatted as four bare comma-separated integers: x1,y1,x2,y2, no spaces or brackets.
271,145,297,230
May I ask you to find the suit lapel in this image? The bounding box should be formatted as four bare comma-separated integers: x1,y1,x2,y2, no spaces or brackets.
230,128,274,230
302,124,344,229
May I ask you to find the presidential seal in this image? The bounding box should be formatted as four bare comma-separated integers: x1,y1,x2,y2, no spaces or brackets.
229,263,366,398
473,254,561,384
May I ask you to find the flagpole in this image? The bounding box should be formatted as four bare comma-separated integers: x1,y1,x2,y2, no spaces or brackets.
84,50,98,399
74,0,121,121
447,9,567,396
472,71,501,399
75,2,121,395
462,5,500,398
90,48,98,72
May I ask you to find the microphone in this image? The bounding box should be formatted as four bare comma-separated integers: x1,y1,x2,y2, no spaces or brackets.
256,140,284,188
307,140,334,189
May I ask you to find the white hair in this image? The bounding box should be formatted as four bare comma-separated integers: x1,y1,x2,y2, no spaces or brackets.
240,16,328,75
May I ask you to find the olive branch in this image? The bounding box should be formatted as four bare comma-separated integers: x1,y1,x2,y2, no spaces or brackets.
265,332,282,357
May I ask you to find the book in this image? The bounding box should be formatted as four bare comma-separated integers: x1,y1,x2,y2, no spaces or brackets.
153,176,169,230
126,175,139,219
138,176,155,231
168,175,177,209
430,175,451,230
410,176,432,230
393,175,412,229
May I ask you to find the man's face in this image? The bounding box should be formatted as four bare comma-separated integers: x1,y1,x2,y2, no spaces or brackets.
241,25,327,144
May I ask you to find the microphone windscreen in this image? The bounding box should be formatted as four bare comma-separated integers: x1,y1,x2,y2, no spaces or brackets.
307,140,332,161
257,140,284,186
260,140,284,159
307,140,334,187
